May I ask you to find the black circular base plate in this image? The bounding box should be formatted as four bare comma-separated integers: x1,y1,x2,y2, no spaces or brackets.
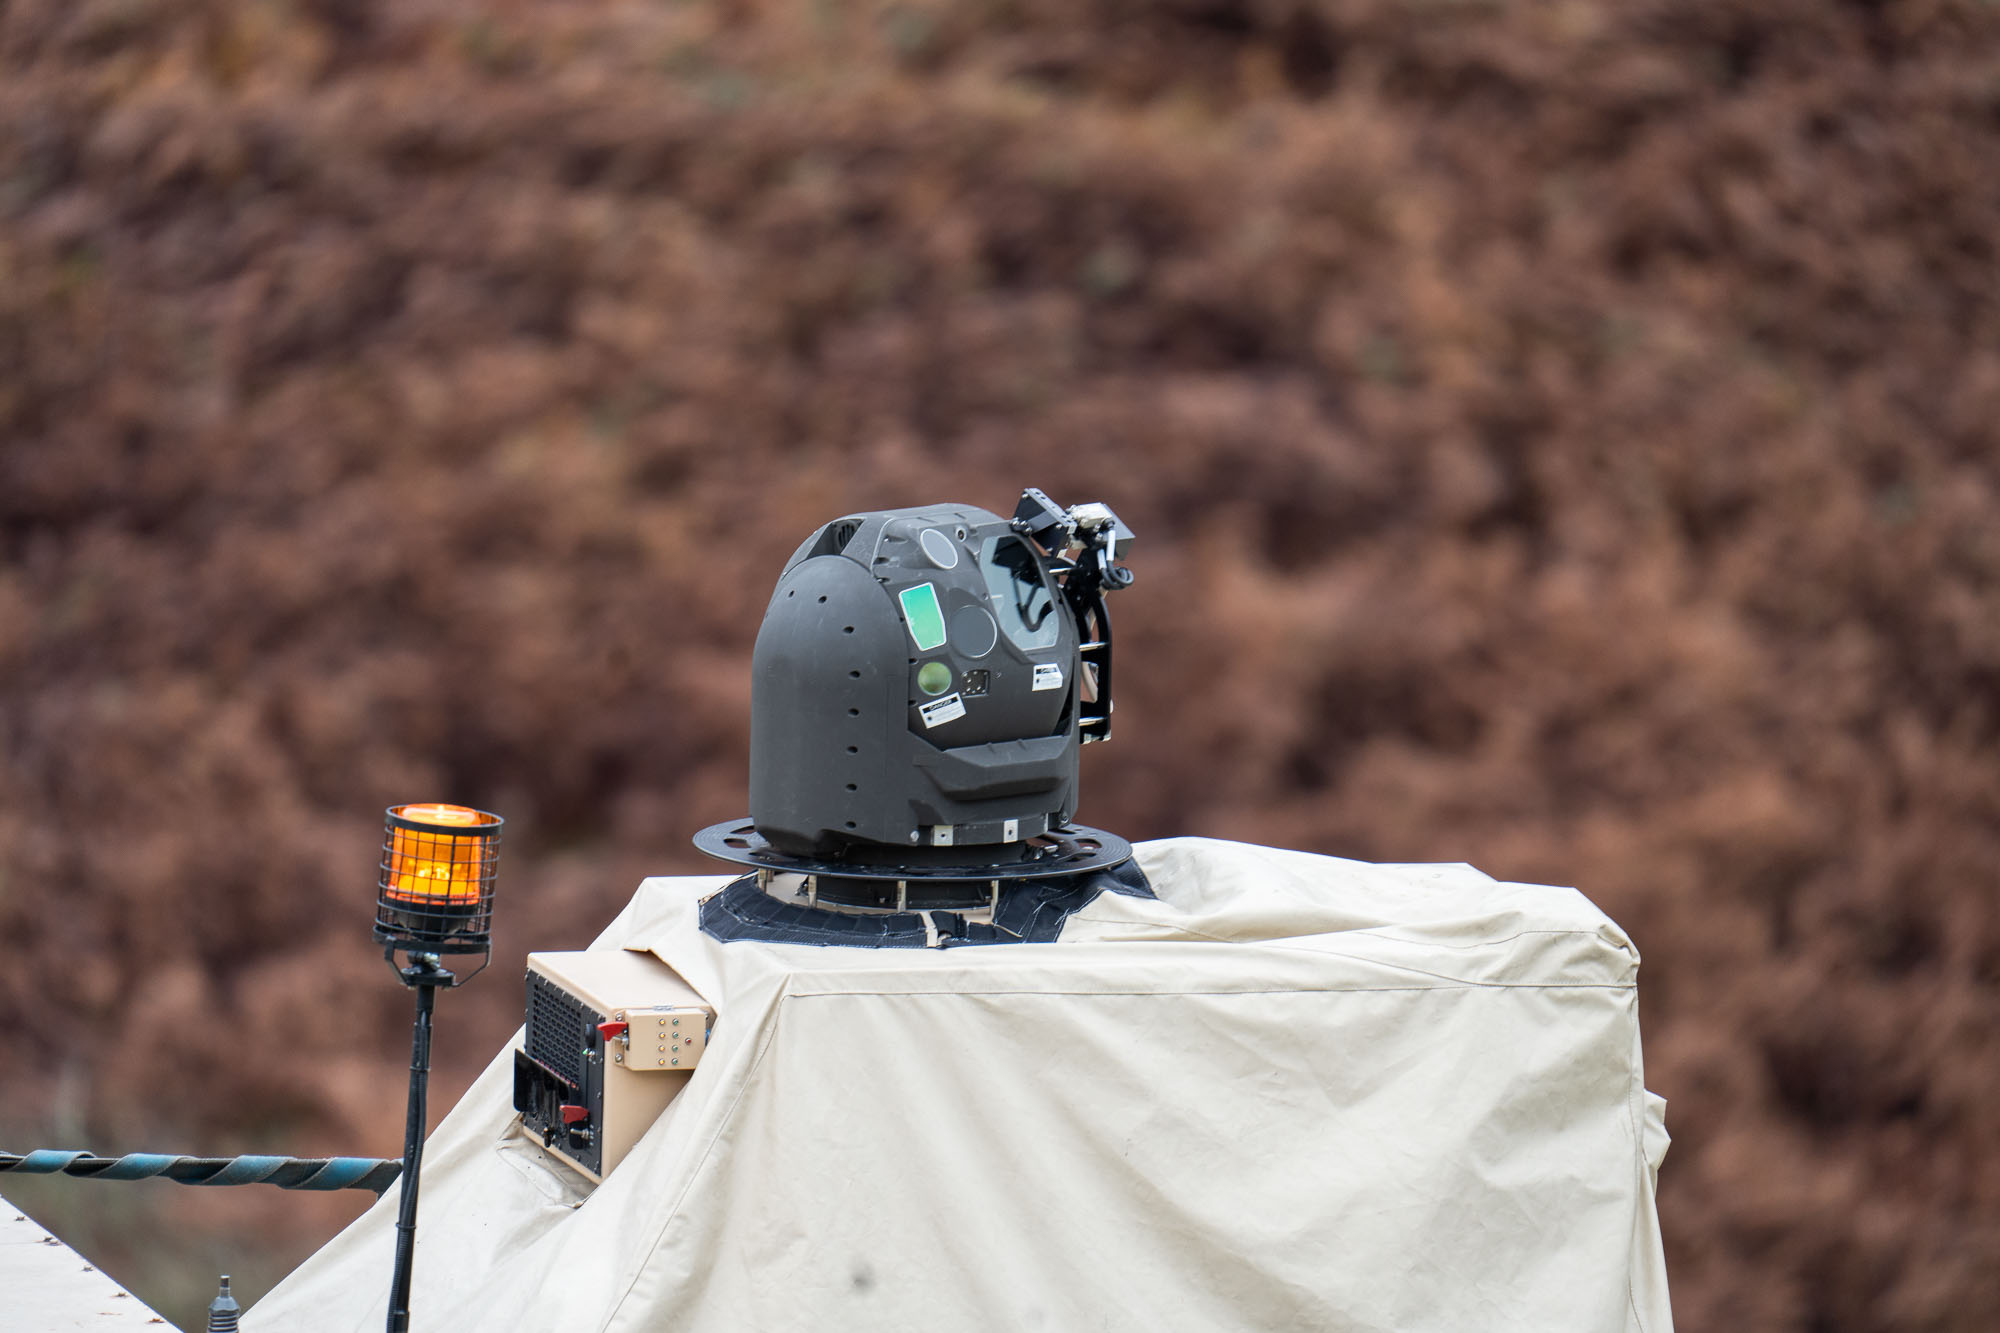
693,819,1131,886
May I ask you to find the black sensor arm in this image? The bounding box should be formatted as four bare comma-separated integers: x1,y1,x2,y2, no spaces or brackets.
1012,490,1135,743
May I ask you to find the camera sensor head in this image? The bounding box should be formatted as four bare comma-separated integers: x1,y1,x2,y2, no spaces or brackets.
748,501,1082,858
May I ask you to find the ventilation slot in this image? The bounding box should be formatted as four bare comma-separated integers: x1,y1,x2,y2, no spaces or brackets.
526,971,593,1089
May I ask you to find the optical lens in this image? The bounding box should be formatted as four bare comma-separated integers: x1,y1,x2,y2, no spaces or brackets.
917,661,953,695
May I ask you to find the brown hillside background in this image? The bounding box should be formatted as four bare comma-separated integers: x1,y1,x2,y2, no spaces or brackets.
4,0,1999,1327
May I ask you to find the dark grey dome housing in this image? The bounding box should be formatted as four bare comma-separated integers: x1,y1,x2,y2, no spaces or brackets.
744,490,1133,861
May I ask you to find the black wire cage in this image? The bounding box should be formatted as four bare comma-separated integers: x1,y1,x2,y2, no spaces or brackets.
373,804,503,956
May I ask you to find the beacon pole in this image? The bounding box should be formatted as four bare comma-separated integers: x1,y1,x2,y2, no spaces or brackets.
371,805,504,1333
387,954,451,1332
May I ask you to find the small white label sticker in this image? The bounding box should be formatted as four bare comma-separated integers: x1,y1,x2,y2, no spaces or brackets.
1032,663,1065,692
918,693,966,728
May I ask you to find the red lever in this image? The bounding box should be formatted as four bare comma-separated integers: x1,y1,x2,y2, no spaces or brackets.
596,1021,629,1041
560,1104,590,1125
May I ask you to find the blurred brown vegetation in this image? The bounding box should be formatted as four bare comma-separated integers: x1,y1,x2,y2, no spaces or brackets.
3,0,1998,1327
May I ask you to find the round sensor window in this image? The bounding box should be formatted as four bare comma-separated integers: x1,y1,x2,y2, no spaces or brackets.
949,605,999,658
919,528,960,569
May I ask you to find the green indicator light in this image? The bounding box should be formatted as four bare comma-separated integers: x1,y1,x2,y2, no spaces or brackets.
898,583,948,651
917,661,953,696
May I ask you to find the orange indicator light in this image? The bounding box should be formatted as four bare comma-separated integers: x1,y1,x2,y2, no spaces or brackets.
384,804,499,905
375,803,504,950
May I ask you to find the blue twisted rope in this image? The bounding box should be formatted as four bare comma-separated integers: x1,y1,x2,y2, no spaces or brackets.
1,1149,401,1194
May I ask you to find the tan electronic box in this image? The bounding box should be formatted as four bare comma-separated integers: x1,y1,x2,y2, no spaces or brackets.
513,949,712,1182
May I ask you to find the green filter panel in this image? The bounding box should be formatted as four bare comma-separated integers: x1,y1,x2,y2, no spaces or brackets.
898,583,948,652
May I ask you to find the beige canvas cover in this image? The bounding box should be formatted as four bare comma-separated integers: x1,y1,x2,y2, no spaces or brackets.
249,838,1673,1332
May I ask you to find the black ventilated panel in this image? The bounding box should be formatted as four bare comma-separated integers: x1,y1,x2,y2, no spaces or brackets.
526,971,592,1088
